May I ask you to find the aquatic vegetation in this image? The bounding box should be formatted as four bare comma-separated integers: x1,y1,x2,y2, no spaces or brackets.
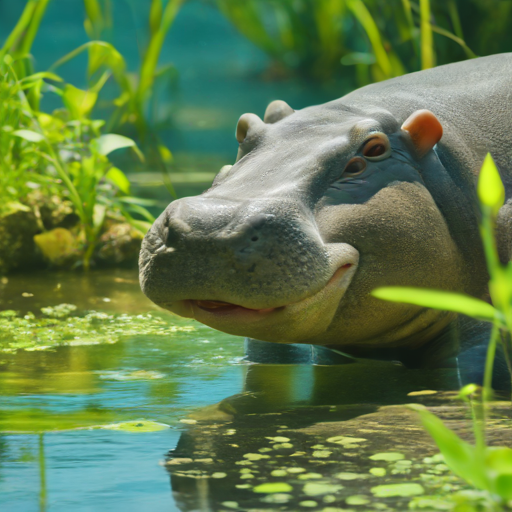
0,54,155,271
0,0,191,272
217,0,477,85
373,154,512,504
0,304,194,352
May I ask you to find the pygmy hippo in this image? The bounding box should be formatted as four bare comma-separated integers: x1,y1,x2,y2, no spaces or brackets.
140,54,512,368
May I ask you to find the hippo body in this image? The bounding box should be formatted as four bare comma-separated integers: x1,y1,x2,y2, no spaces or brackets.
140,54,512,367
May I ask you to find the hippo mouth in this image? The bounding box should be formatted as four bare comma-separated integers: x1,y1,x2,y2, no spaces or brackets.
189,263,355,316
164,256,359,343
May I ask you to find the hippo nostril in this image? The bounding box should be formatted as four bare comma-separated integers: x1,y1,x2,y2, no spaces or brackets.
164,226,180,247
251,236,259,242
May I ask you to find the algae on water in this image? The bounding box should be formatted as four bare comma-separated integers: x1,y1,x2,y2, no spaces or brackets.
0,304,195,352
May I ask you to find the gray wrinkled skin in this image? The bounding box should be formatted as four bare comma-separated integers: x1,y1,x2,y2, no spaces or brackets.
140,54,512,365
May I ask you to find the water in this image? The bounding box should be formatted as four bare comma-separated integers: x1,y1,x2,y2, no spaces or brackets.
1,270,509,511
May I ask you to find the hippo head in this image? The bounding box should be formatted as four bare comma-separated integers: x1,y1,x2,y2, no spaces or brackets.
140,99,482,356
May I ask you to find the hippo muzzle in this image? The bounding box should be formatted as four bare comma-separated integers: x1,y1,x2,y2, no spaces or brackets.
140,194,359,341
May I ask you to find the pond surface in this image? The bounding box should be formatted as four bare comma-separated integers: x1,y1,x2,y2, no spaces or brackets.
0,270,509,511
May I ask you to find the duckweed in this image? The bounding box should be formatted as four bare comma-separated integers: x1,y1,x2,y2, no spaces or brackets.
253,482,293,493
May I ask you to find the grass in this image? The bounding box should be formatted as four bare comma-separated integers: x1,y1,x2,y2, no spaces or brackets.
217,0,480,85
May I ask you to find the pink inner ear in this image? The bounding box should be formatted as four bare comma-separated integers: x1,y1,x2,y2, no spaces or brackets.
401,109,443,158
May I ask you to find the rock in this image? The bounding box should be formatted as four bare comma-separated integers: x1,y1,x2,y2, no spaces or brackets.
95,222,144,267
0,203,44,274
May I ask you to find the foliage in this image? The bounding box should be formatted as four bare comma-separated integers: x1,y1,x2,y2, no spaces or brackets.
0,0,178,270
373,154,512,504
80,0,183,196
0,55,154,270
216,0,479,85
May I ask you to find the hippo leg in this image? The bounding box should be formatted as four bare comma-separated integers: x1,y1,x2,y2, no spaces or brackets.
244,338,355,365
457,342,511,392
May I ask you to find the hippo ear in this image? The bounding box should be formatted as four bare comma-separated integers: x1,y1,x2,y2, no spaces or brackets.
401,109,443,159
264,100,294,124
236,113,265,143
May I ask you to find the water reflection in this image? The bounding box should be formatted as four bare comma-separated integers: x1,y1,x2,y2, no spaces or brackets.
165,359,462,511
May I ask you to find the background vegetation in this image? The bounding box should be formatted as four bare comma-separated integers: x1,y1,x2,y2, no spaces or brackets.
1,0,510,274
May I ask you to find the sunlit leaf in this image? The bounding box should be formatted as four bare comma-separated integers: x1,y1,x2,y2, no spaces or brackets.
372,287,498,322
20,71,62,83
62,84,97,119
478,153,505,213
94,134,144,161
93,204,106,233
369,452,404,461
253,482,293,493
458,383,479,400
371,483,424,497
12,129,44,142
409,404,489,490
106,167,131,194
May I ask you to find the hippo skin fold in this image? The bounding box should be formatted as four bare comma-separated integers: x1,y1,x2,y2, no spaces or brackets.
140,54,512,368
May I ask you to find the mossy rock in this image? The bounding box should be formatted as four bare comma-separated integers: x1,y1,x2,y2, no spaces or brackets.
0,204,44,274
95,222,144,268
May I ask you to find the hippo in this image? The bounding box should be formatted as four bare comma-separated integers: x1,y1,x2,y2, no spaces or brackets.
140,53,512,369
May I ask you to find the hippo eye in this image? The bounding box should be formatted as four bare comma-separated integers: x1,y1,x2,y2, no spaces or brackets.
343,157,366,177
362,134,391,161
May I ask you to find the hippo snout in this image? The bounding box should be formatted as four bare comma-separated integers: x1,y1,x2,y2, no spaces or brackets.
139,196,355,313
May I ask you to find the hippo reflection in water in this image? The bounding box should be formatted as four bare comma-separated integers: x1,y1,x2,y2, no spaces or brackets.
140,54,512,369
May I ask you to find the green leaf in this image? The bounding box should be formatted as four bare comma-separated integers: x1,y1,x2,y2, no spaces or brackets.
494,474,512,500
62,84,97,119
369,452,404,462
92,204,106,235
94,134,144,161
99,420,169,433
372,287,498,322
106,167,131,194
12,129,44,142
458,383,479,401
410,405,489,490
253,482,293,493
371,483,424,498
485,446,512,473
88,42,126,78
478,153,505,213
118,197,156,206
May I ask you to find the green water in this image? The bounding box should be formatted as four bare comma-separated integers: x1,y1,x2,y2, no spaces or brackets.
1,270,508,511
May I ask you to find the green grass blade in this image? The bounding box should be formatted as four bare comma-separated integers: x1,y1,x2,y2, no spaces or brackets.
430,25,477,59
347,0,392,78
447,0,464,40
372,287,499,322
18,0,52,56
137,0,184,104
0,0,38,60
83,0,104,38
419,0,434,69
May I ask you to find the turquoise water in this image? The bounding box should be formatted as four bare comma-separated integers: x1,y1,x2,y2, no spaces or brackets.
0,0,339,160
0,269,246,511
2,270,502,512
